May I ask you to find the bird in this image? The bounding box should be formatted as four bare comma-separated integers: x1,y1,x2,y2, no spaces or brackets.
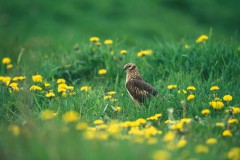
123,63,158,107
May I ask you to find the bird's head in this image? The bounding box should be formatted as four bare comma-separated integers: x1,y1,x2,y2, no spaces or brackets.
123,63,137,72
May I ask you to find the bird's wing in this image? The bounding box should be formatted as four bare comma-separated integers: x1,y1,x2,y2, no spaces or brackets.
126,79,158,103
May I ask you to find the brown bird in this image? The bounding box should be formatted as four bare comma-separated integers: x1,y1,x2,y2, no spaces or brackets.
123,63,158,107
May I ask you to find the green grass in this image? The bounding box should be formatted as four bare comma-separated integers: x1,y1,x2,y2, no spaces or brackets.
0,35,240,160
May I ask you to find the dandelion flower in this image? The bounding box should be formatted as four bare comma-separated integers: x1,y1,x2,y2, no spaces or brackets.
40,109,58,120
206,138,217,145
137,50,153,57
104,39,113,45
44,83,50,87
210,86,219,91
187,94,195,101
94,119,104,125
2,57,11,64
104,95,112,100
62,111,79,123
32,74,43,83
196,35,208,43
45,91,55,98
58,83,68,92
231,107,240,114
178,89,187,94
167,85,177,90
30,85,42,91
9,82,19,91
163,131,176,142
222,129,232,137
177,138,187,148
201,109,210,115
152,150,170,160
12,76,26,81
6,64,13,69
223,95,233,102
76,122,89,130
8,124,20,136
209,101,224,109
115,106,121,111
98,69,107,75
195,145,209,153
187,86,196,91
120,50,127,54
228,119,238,124
215,122,225,127
90,37,100,42
107,91,116,95
57,78,66,84
228,147,240,160
80,86,91,92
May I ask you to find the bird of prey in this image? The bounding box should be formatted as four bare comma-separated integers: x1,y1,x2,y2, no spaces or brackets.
123,63,158,107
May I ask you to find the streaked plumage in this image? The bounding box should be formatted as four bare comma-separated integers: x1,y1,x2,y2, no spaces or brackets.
123,63,158,107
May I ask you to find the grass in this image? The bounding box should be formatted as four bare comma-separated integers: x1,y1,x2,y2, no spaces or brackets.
0,35,240,160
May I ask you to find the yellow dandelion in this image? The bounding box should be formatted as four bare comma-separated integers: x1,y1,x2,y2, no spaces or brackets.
167,85,177,90
2,57,11,64
30,85,42,91
187,94,195,101
210,86,219,91
45,91,55,98
66,86,74,91
32,74,43,83
187,86,196,91
195,145,209,153
62,91,67,97
228,119,238,124
201,109,210,115
215,122,225,127
93,119,104,125
40,109,58,120
12,76,26,81
152,150,170,160
76,122,89,130
98,69,107,75
90,37,100,42
104,95,112,100
58,83,68,92
177,138,187,148
231,107,240,114
228,147,240,160
206,138,217,145
62,111,79,123
9,82,19,91
107,91,116,95
115,106,121,111
6,64,13,69
104,39,113,45
209,101,224,109
120,50,127,54
223,94,233,102
80,86,91,92
57,78,66,84
8,124,20,136
178,89,187,94
163,131,176,142
196,35,208,43
44,83,50,87
222,129,232,137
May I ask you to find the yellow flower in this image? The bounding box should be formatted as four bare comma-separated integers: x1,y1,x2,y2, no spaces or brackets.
45,91,55,98
13,76,26,81
98,69,107,75
57,78,66,84
66,86,74,91
32,74,43,83
2,76,11,86
215,122,225,127
62,111,79,123
80,86,91,91
40,109,58,120
178,89,187,94
196,35,208,43
115,106,121,111
187,86,196,91
180,118,192,123
44,83,50,87
62,91,67,97
104,95,112,100
231,107,240,114
58,83,68,92
222,129,232,137
195,145,209,153
167,85,177,89
163,131,176,142
120,50,127,54
6,64,13,69
76,122,89,130
201,109,210,115
30,85,42,91
206,138,217,145
147,113,162,121
2,57,11,64
210,86,219,91
152,150,170,160
104,39,113,45
177,138,187,148
187,94,195,101
223,94,233,102
8,124,20,136
228,147,240,160
209,101,224,109
90,37,100,42
93,119,104,125
9,82,19,91
228,119,238,124
137,50,153,57
107,91,116,95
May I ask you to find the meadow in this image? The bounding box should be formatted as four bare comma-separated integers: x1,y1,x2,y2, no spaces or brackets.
0,0,240,160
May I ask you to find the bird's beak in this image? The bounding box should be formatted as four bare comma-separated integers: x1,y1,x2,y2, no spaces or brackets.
123,66,128,71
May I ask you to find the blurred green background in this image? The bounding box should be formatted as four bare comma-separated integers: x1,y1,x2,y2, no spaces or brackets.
0,0,240,52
